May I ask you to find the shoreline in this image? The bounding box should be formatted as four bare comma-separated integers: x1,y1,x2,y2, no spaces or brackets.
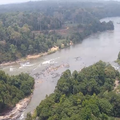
0,95,32,120
0,46,59,67
0,25,113,67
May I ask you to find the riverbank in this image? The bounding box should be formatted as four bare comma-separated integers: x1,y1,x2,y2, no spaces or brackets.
0,46,59,67
26,46,59,59
0,95,32,120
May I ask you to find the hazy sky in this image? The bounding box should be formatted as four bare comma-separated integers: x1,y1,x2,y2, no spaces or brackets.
0,0,119,5
0,0,40,5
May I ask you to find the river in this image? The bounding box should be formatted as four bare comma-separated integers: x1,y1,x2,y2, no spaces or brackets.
0,17,120,120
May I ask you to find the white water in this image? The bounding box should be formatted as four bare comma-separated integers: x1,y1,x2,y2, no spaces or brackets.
1,17,120,120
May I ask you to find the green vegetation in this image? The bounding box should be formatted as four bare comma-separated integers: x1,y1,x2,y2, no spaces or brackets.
27,61,120,120
0,71,34,114
116,52,120,65
0,1,115,63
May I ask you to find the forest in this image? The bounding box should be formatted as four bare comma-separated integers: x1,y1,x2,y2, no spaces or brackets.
26,61,120,120
1,1,120,119
0,71,34,114
0,1,116,63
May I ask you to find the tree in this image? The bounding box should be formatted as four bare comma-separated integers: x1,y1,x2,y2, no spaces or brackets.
10,44,17,54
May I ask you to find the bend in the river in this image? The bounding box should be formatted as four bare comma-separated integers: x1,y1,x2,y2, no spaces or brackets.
1,17,120,120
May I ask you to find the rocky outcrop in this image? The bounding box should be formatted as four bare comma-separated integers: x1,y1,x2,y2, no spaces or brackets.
0,96,32,120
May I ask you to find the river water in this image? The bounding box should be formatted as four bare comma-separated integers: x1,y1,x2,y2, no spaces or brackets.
1,17,120,120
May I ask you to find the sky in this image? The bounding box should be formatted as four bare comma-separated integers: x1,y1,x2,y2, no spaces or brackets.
0,0,119,5
0,0,40,5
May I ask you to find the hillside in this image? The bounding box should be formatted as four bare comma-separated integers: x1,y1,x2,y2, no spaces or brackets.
26,61,120,120
0,71,34,114
0,1,115,63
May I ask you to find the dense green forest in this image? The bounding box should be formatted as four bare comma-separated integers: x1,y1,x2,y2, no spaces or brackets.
0,71,34,114
26,61,120,120
0,1,116,63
